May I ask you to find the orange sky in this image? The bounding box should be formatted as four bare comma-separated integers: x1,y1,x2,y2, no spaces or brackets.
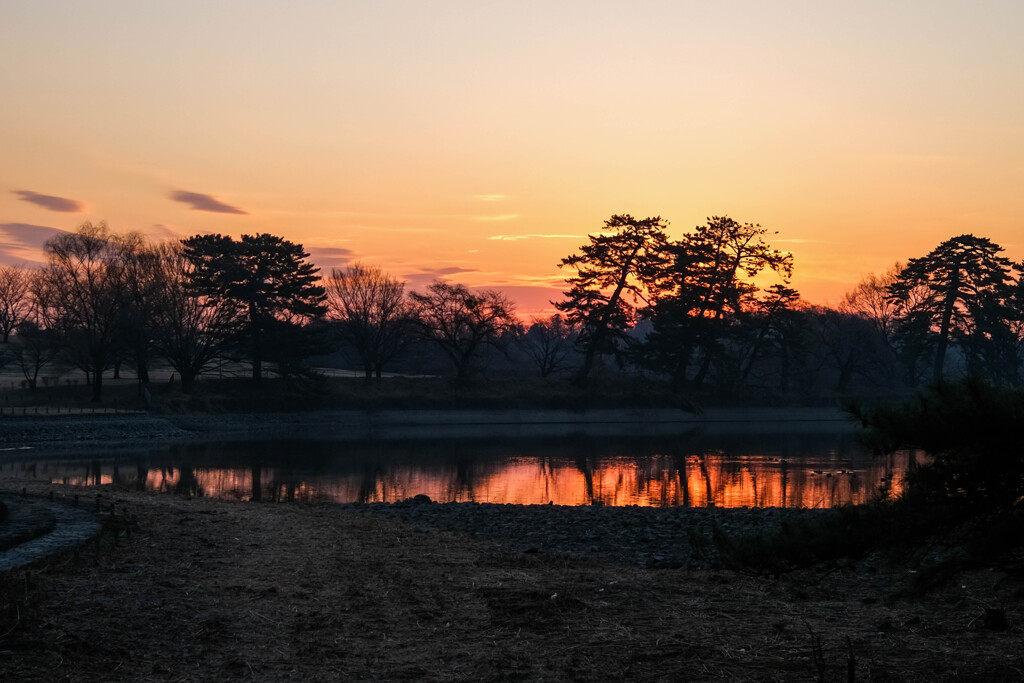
2,1,1022,317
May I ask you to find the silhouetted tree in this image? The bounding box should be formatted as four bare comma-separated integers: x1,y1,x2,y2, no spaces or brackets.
554,215,671,383
520,314,579,378
647,216,793,388
408,281,519,380
889,235,1020,383
805,305,885,392
37,222,133,400
8,277,62,392
150,242,239,392
261,314,335,378
181,233,327,381
326,264,410,378
114,234,168,386
0,264,32,344
843,264,904,345
735,285,803,391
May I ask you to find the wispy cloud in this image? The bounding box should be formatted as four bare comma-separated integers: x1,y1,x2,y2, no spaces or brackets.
0,223,69,265
168,190,247,215
149,224,184,241
402,266,479,291
488,233,580,241
472,214,519,222
306,246,357,271
13,190,85,213
474,194,507,202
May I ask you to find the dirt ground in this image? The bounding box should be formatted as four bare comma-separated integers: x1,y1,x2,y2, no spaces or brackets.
1,482,1022,682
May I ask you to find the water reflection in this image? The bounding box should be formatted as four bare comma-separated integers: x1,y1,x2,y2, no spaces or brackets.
0,431,915,508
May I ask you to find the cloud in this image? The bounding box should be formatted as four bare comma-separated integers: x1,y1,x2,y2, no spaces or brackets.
0,223,69,265
168,190,247,215
402,266,479,291
474,194,507,202
488,234,580,241
13,190,85,213
305,246,357,272
472,214,519,222
148,224,185,241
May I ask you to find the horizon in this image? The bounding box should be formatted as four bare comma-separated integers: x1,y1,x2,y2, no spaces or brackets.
3,2,1022,318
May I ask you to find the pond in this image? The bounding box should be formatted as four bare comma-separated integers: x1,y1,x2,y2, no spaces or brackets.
0,427,916,508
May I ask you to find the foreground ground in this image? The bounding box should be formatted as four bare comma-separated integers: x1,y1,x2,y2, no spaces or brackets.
1,482,1022,682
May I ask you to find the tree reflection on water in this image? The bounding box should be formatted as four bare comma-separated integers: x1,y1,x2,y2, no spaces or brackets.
10,431,916,508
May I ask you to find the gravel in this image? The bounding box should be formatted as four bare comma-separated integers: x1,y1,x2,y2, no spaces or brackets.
354,498,822,569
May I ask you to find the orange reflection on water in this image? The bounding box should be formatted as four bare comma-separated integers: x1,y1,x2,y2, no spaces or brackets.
44,449,913,508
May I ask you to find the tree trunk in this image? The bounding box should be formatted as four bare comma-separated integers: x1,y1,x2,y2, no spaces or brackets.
251,464,262,502
91,363,103,402
250,305,263,381
137,356,150,384
693,347,714,388
836,350,856,392
933,265,960,383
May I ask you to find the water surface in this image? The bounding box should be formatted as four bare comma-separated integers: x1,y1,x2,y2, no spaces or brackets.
0,429,915,508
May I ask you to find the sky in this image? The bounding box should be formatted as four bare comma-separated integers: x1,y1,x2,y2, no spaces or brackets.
2,1,1022,317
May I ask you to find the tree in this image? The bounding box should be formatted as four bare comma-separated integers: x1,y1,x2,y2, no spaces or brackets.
116,233,165,385
520,314,579,378
181,233,328,381
37,222,132,401
735,284,803,391
408,281,519,380
838,264,911,386
326,264,410,379
9,319,60,390
805,305,888,393
0,264,32,344
150,242,239,392
889,235,1019,384
842,264,904,345
646,216,793,388
554,215,671,383
4,268,60,389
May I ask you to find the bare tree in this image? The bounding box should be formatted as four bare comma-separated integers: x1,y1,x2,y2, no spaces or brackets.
150,242,239,393
521,314,578,378
0,264,32,343
326,264,410,378
841,263,905,344
408,281,519,380
115,233,165,385
4,269,60,389
37,222,132,401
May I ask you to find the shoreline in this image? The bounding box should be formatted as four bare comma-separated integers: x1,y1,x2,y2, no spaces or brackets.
0,406,854,453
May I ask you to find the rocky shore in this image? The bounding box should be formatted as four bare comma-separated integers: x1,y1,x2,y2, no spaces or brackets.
359,498,819,569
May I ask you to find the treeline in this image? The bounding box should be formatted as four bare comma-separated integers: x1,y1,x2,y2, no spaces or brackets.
0,217,1021,401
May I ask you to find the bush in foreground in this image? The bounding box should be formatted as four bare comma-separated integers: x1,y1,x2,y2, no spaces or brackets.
701,379,1024,582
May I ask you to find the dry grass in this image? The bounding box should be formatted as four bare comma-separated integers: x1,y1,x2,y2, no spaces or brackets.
1,481,1022,681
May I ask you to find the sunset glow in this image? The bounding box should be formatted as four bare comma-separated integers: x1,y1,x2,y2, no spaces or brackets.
2,2,1022,316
